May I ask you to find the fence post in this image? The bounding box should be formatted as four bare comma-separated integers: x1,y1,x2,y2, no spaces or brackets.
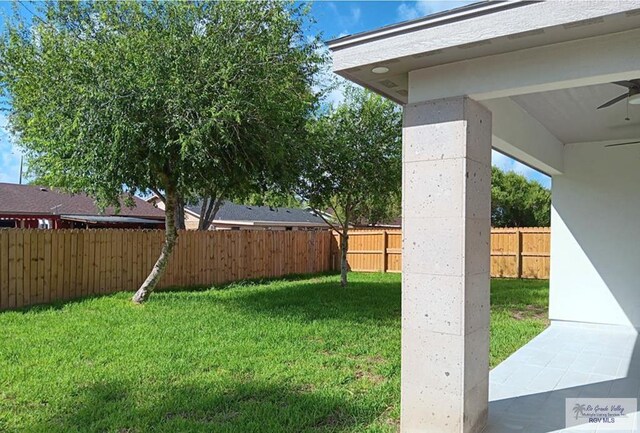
382,230,388,273
515,228,522,279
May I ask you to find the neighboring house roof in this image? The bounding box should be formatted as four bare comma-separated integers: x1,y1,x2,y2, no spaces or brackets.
0,183,165,219
61,215,164,225
354,218,402,229
324,207,401,228
186,200,327,226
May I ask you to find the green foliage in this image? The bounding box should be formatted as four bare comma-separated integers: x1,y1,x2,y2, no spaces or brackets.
300,86,402,230
491,166,551,227
353,192,401,227
0,273,547,432
0,1,322,209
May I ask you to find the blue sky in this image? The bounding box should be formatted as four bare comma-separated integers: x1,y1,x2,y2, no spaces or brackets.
0,1,550,188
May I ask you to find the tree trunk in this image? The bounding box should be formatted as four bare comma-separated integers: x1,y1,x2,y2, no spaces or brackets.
340,229,348,287
132,185,179,304
174,194,185,230
198,198,212,230
198,195,224,230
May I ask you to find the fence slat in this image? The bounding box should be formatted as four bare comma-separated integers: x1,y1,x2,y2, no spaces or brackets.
7,230,17,309
43,231,52,304
515,228,522,279
63,231,71,300
0,230,8,309
15,231,24,308
23,231,32,305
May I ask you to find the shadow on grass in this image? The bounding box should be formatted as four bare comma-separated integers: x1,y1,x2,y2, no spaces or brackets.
199,278,401,325
10,275,544,328
6,273,402,327
159,270,342,294
27,380,376,433
2,294,114,314
3,272,342,315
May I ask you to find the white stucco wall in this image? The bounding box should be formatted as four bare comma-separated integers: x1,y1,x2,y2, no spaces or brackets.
550,141,640,328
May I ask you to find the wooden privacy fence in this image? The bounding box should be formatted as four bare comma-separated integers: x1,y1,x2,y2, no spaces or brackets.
331,230,402,273
490,227,550,279
0,229,332,311
0,227,549,311
333,227,550,279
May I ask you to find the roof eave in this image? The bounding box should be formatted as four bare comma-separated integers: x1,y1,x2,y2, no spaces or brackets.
213,220,327,227
326,1,528,50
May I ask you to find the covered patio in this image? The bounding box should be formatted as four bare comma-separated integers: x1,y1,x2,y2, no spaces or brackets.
328,2,640,432
488,321,639,432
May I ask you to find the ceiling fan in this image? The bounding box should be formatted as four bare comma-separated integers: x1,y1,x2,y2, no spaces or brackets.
597,80,640,109
605,140,640,148
598,80,640,147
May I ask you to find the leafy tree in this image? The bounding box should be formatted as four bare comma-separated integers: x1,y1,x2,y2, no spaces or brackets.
300,87,401,287
491,166,551,227
0,1,321,302
351,192,401,227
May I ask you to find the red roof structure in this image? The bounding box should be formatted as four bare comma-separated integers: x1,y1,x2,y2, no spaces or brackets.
0,183,164,229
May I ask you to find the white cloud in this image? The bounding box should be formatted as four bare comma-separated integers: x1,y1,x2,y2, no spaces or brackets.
350,6,361,24
313,43,353,109
0,114,22,184
327,2,362,38
397,1,474,22
327,2,362,32
396,3,421,21
322,80,349,108
491,150,551,189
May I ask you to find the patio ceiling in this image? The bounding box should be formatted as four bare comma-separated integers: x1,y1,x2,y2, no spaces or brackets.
509,83,640,144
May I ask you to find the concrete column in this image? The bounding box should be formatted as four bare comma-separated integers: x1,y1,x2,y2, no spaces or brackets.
401,97,492,433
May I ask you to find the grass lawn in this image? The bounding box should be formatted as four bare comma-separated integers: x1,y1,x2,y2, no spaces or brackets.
0,273,548,433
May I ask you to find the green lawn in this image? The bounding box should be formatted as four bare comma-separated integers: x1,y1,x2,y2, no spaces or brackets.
0,273,548,433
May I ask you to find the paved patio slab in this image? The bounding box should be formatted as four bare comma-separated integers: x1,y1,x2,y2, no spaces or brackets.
488,321,639,433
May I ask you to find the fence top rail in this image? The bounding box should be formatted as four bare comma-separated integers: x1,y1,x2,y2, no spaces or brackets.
337,230,401,235
0,228,165,233
491,227,550,232
340,227,550,235
0,228,333,234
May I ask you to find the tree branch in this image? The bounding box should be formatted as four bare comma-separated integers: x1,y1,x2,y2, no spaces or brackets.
312,207,343,235
150,187,166,204
329,196,346,229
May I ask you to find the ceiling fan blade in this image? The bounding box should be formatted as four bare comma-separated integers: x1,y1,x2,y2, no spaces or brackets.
597,93,628,109
605,140,640,148
612,81,637,88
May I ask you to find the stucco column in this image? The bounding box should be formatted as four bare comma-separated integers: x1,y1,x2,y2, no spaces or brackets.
401,97,491,433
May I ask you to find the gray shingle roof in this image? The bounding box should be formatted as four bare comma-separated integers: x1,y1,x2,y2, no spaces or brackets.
185,201,327,225
0,183,165,219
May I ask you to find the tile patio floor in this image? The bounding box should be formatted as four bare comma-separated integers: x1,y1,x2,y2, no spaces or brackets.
487,321,640,433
